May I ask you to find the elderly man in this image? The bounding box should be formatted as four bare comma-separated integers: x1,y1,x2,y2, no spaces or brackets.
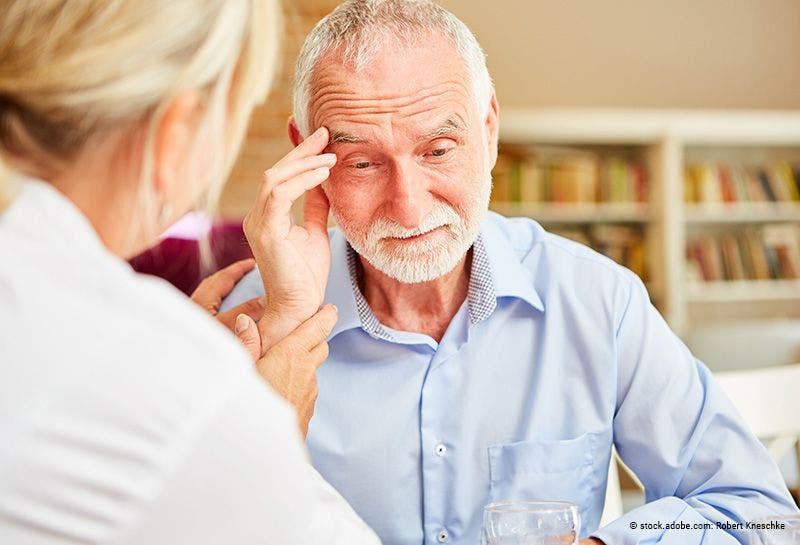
222,1,797,544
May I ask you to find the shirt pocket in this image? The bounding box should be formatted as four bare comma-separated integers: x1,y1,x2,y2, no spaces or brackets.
487,432,600,518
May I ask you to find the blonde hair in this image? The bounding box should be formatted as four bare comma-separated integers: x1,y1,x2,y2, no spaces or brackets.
0,0,279,216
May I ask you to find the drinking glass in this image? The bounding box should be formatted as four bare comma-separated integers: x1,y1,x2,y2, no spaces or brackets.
483,500,580,545
750,515,800,545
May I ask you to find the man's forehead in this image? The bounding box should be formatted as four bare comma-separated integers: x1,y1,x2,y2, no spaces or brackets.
309,35,471,103
307,37,474,141
309,77,474,140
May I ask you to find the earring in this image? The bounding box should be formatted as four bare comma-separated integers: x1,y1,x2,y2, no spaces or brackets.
159,202,173,224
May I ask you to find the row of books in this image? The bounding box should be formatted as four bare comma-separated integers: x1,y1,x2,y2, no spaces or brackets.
684,162,800,204
550,225,647,280
686,224,800,282
492,149,648,204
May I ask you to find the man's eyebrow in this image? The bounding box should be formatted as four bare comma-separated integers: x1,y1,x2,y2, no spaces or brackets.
423,117,467,139
326,117,465,145
328,129,368,145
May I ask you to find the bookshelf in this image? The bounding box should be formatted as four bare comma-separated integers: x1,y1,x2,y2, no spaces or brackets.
493,109,800,335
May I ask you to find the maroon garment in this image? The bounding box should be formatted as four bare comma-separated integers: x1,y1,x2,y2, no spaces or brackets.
129,221,252,296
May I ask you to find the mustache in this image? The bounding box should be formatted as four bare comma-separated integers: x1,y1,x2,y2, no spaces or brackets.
366,203,461,241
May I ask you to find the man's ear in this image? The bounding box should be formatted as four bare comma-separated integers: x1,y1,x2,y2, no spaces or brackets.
287,116,303,147
154,90,201,197
484,90,500,169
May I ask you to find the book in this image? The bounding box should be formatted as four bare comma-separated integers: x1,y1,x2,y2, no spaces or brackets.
730,165,750,202
699,164,724,203
687,239,714,281
774,162,799,202
702,235,724,281
684,166,698,203
745,230,773,280
756,169,777,202
684,161,800,204
744,167,768,202
761,224,800,279
721,234,746,280
518,157,542,202
491,147,646,205
686,225,800,282
736,234,755,280
590,225,647,279
718,165,736,203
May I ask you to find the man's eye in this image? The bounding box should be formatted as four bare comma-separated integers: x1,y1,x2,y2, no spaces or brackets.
353,161,371,169
430,148,449,157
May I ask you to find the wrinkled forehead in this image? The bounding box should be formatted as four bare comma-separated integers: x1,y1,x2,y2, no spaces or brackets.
306,35,476,133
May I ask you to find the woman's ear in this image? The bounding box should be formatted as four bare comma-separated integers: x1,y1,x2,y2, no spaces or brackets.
287,116,303,147
153,90,201,197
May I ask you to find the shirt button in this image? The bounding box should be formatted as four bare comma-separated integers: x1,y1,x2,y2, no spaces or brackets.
435,443,447,457
437,529,449,542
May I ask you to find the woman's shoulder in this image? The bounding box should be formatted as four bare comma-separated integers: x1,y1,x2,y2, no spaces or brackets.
1,243,259,402
0,261,295,544
0,189,269,430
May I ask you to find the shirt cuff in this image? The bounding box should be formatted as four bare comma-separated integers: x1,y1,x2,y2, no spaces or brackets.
591,496,742,545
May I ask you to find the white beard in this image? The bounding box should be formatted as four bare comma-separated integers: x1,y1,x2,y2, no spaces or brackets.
332,171,492,284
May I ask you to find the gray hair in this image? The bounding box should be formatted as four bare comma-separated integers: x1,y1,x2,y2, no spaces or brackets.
291,0,493,136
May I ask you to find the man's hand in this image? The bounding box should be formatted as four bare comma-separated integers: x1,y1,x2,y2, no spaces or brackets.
190,258,264,331
233,305,338,437
243,126,336,353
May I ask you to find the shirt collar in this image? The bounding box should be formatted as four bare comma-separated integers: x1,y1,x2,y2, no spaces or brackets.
325,229,369,340
324,213,545,341
479,212,545,313
465,233,498,323
346,247,397,341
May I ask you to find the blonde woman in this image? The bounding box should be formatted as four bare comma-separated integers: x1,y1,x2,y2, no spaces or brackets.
0,1,379,544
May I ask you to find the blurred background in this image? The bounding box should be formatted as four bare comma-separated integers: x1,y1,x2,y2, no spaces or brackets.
131,0,800,510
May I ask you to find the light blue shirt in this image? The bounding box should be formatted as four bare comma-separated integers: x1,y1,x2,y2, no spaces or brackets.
222,212,797,545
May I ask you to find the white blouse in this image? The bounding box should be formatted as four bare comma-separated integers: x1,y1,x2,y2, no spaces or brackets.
0,180,379,545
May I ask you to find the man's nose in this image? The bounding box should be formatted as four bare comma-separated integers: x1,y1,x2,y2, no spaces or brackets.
384,159,433,229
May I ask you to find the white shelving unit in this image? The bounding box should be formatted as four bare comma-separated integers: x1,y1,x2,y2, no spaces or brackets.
684,203,800,224
489,202,650,224
495,108,800,335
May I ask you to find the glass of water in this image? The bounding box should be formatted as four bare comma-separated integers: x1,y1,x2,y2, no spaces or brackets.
750,515,800,545
483,500,580,545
